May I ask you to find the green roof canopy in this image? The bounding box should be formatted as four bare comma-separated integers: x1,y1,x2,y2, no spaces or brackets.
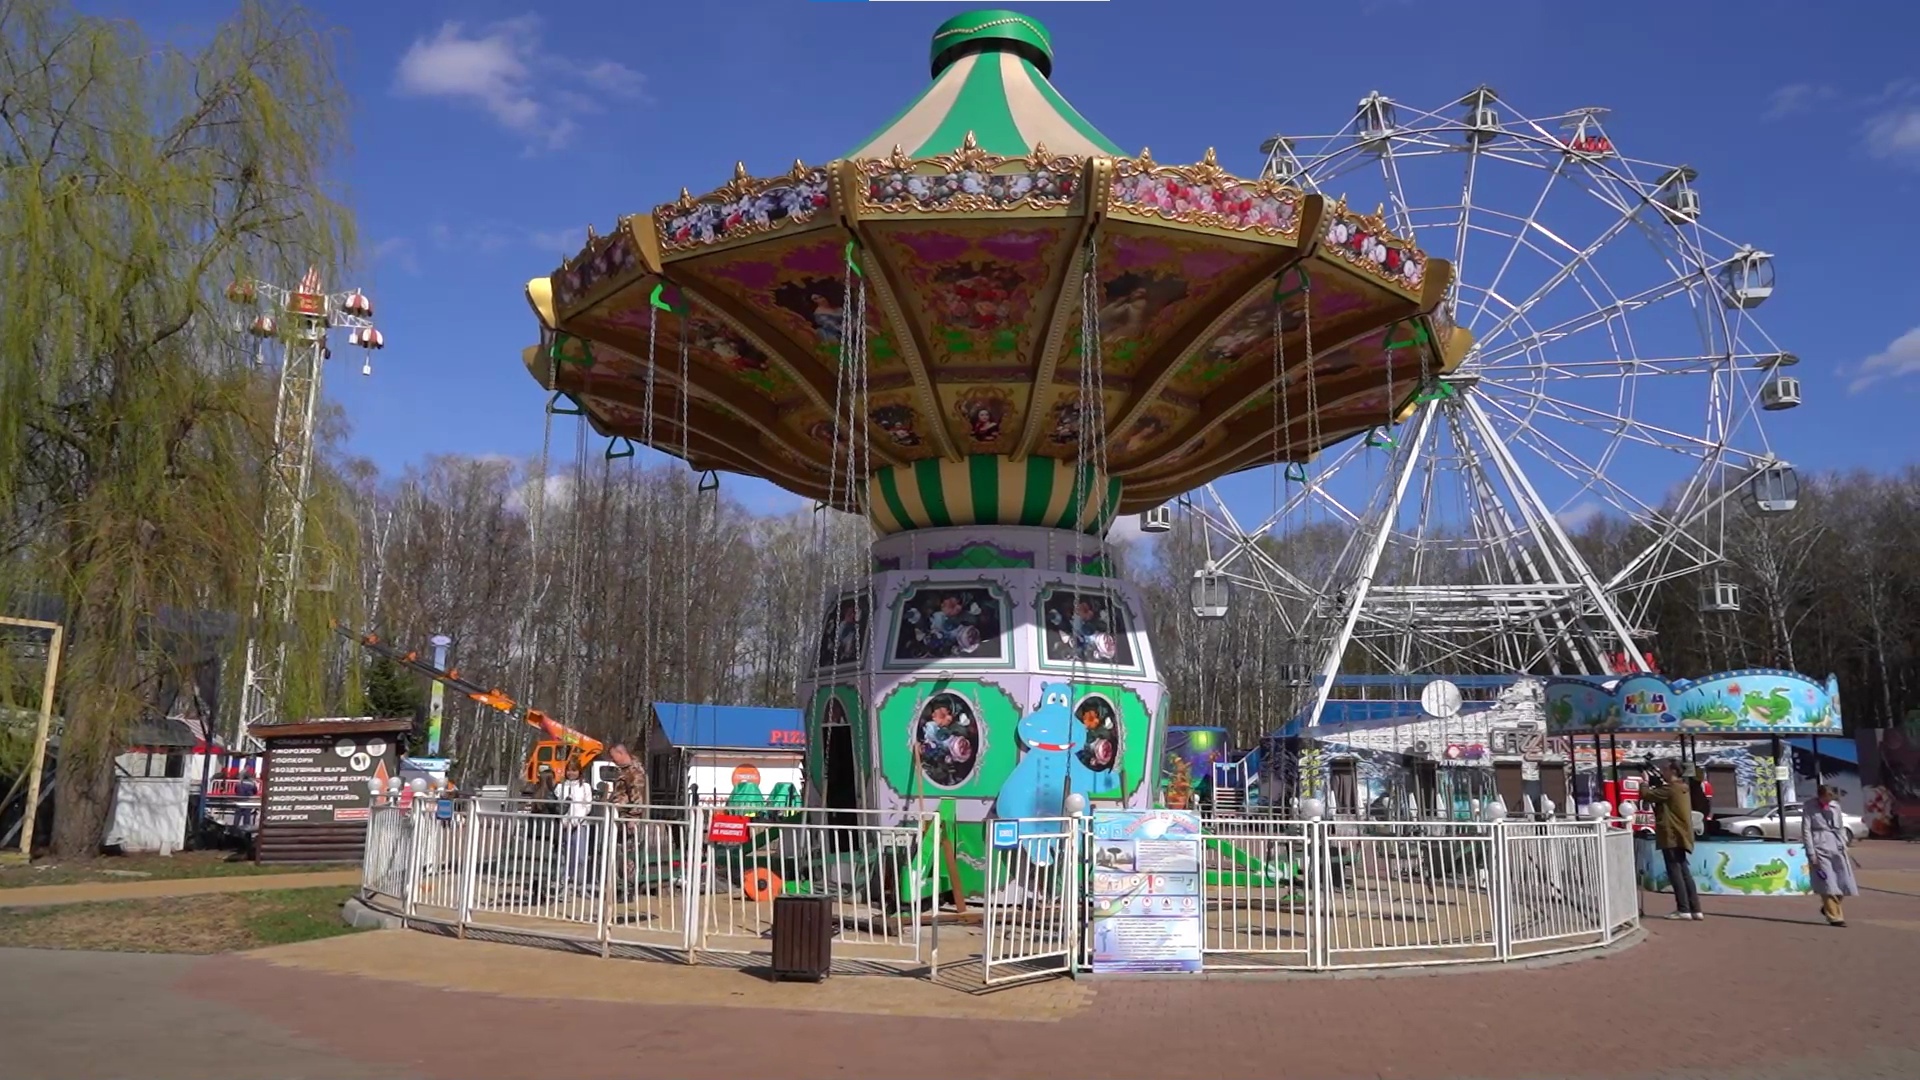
848,10,1123,160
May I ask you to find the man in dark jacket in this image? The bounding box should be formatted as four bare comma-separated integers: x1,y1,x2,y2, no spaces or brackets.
1642,760,1702,920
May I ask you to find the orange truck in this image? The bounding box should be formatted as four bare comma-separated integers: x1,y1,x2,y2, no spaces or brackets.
335,623,613,790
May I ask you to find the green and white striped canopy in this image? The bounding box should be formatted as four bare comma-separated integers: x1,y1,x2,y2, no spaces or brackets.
848,10,1124,160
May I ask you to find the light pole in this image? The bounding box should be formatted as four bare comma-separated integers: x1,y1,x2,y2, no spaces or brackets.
227,269,387,750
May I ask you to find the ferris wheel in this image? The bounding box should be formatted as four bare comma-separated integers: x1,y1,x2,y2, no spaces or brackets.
1183,88,1800,712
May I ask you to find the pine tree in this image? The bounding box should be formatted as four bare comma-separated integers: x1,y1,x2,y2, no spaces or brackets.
359,654,422,719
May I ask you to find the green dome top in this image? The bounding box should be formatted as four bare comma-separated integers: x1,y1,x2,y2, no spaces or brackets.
930,10,1054,78
850,8,1121,161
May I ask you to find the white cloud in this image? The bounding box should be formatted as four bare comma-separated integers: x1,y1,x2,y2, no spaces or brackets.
1860,79,1920,165
1865,105,1920,164
1764,83,1837,120
1106,513,1158,546
506,472,573,516
370,236,418,275
1556,501,1604,530
526,227,587,257
393,16,646,151
1848,326,1920,393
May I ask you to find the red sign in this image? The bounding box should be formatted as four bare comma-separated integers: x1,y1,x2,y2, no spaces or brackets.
770,730,805,746
707,813,751,845
731,764,761,788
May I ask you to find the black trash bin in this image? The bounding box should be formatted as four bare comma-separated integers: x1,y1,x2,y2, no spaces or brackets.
770,894,832,982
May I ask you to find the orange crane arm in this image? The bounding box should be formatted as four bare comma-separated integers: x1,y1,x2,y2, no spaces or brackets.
334,622,603,757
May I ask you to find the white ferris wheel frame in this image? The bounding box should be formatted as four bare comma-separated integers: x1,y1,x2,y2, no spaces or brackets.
1178,91,1797,728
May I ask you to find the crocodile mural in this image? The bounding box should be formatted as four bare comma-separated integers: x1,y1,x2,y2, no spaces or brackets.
1638,841,1813,896
1549,668,1840,735
1713,850,1793,895
1744,688,1794,725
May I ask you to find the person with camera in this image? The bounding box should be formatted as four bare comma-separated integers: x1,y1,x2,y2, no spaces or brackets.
1642,760,1703,920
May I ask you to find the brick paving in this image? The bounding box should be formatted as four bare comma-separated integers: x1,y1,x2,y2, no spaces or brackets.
7,844,1920,1080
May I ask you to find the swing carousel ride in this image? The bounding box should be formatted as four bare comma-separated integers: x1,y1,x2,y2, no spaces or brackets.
519,10,1459,875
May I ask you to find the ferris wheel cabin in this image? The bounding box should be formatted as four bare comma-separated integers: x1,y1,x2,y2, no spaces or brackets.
1719,246,1775,309
1748,464,1801,513
1460,86,1500,144
1654,165,1701,222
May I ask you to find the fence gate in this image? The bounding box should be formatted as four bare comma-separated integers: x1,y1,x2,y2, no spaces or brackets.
981,817,1080,985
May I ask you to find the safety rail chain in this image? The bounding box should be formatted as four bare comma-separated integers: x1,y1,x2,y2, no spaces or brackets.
361,805,1638,981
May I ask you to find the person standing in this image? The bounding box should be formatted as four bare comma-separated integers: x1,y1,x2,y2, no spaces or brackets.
606,743,648,900
1643,760,1702,921
1805,785,1858,927
554,763,596,892
608,743,648,814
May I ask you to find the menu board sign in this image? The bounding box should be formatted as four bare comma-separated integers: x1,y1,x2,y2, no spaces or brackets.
1088,809,1204,974
263,734,396,826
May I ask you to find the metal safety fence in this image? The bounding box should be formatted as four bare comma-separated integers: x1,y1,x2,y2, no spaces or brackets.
361,801,941,973
974,815,1641,979
364,805,1638,981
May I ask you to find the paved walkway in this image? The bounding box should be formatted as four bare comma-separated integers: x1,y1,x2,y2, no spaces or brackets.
6,845,1920,1080
0,870,361,908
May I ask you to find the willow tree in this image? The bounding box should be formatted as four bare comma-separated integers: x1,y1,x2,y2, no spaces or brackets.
0,0,360,854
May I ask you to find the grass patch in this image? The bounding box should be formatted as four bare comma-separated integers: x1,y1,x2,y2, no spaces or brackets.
0,851,356,889
0,885,365,953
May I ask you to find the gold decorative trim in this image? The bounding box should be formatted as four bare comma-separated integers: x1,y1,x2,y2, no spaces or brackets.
1317,197,1427,297
551,216,656,316
856,133,1084,215
1108,148,1304,240
653,160,831,255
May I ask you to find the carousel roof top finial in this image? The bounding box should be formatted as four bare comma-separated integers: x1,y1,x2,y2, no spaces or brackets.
929,9,1054,78
848,8,1121,161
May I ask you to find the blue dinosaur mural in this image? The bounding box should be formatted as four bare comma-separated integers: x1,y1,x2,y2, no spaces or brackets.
995,681,1117,864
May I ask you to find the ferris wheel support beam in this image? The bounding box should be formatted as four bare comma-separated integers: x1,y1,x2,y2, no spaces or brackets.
1459,394,1613,673
1302,403,1436,729
1445,403,1578,672
1462,394,1648,672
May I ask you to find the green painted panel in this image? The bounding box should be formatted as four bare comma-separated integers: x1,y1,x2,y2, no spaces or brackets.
928,541,1035,570
876,678,1023,802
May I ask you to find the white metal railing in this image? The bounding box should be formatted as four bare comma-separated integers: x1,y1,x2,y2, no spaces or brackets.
693,807,937,970
362,801,938,973
1006,816,1632,976
1602,824,1640,933
1319,820,1501,967
1196,817,1312,969
982,817,1077,985
362,805,1637,980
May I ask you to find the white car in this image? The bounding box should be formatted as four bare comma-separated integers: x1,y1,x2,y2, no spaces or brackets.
1718,806,1863,843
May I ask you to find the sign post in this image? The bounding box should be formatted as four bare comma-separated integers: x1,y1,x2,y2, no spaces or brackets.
1088,809,1204,974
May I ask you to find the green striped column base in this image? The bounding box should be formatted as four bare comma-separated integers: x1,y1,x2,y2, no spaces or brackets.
868,455,1121,536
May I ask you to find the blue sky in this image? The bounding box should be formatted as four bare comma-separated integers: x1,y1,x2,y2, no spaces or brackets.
134,1,1920,516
